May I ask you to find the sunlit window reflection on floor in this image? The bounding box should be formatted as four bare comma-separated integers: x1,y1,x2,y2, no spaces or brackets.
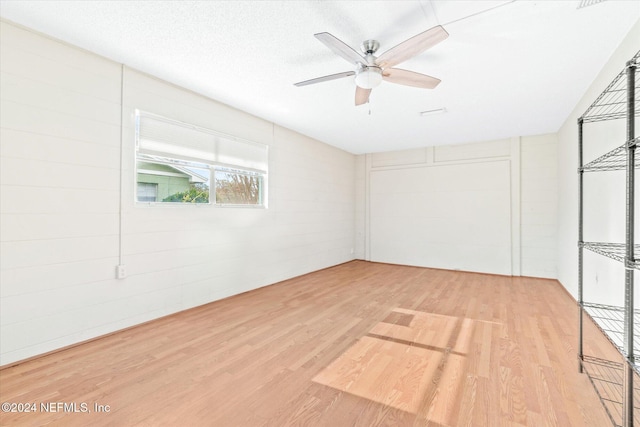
313,308,498,425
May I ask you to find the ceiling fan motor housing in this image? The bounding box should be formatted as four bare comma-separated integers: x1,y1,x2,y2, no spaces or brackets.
361,39,380,55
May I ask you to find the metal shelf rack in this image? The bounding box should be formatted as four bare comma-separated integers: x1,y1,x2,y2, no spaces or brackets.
581,355,640,427
582,303,640,362
578,51,639,427
581,242,640,269
582,140,640,172
581,54,640,123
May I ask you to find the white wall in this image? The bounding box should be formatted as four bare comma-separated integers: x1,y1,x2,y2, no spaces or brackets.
0,20,355,366
557,20,640,305
357,134,558,278
354,154,367,259
521,134,558,278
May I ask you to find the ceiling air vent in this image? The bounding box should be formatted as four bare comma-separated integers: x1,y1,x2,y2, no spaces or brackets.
577,0,606,9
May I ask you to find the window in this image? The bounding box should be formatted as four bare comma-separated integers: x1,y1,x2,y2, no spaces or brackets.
215,169,263,205
135,111,267,206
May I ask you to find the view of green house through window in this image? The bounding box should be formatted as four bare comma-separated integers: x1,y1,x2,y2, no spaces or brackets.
136,156,211,204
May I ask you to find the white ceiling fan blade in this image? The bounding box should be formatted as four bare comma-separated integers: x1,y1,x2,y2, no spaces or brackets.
376,25,449,69
355,86,371,106
383,68,441,89
294,71,355,87
314,32,367,66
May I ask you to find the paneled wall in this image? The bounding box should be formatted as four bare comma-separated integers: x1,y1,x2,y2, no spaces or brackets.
0,20,355,366
358,135,558,277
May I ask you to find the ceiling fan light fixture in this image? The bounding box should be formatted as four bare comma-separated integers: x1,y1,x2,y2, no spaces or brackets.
355,66,383,89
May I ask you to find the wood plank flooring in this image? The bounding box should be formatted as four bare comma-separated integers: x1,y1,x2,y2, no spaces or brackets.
0,261,619,426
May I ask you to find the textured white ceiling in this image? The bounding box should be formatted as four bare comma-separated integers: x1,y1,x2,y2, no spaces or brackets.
0,1,638,154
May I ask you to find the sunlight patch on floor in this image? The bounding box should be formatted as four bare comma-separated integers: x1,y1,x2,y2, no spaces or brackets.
313,308,479,423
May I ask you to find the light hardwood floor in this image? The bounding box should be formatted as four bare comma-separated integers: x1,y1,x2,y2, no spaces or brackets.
0,261,619,426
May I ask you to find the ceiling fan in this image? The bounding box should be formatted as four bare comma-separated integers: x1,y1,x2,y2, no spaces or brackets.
294,25,449,106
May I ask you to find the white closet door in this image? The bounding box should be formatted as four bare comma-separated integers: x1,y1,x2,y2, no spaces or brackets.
370,160,512,275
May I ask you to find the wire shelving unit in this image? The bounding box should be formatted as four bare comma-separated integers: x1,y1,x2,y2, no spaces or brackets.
581,355,640,427
578,50,640,427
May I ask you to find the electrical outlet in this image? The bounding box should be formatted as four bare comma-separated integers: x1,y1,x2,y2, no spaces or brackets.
116,265,126,280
